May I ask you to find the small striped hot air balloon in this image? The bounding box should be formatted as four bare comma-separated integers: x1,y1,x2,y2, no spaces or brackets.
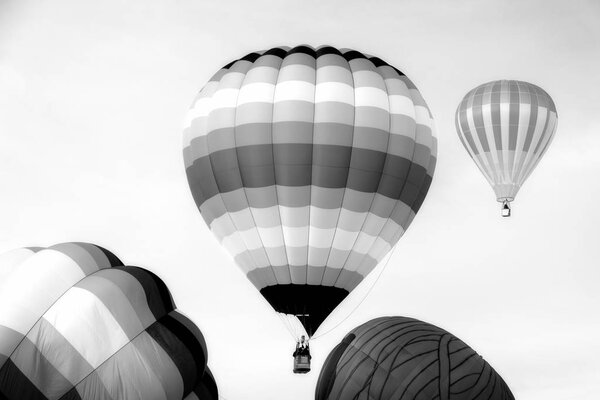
0,243,209,400
316,316,514,400
182,45,437,343
455,80,558,217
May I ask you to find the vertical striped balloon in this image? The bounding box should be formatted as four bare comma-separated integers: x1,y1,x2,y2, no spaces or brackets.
455,80,558,216
183,45,437,336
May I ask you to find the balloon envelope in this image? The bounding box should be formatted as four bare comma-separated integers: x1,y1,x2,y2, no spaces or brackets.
455,80,557,209
183,45,437,336
316,316,514,400
0,243,207,400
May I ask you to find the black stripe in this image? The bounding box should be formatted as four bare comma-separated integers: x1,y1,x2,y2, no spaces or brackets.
287,45,316,58
94,245,123,267
147,313,207,396
115,266,175,319
342,50,367,62
264,47,288,58
192,367,218,400
222,60,236,70
368,56,389,68
316,46,343,58
240,52,261,63
0,359,50,400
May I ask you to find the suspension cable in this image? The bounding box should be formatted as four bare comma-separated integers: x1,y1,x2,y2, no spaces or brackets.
310,243,399,341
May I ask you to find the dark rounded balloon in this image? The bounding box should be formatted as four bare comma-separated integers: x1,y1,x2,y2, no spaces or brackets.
316,316,514,400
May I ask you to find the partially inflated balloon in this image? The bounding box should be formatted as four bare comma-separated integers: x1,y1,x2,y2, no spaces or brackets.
183,45,437,336
0,243,207,400
316,317,514,400
455,80,557,216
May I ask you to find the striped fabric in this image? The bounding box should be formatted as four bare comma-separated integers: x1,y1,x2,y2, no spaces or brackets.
455,80,558,203
316,316,514,400
183,45,437,335
0,243,209,400
184,367,218,400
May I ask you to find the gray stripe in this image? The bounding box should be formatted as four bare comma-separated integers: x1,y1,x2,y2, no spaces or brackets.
523,89,539,151
0,325,23,359
247,266,364,291
10,335,75,399
471,85,490,152
187,144,427,205
205,194,411,233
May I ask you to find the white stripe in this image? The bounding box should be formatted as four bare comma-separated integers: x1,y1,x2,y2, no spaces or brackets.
331,228,360,251
282,226,309,248
500,101,511,182
0,250,89,334
43,287,129,368
414,105,434,130
511,103,532,181
274,81,315,103
237,82,276,105
314,81,354,105
256,226,285,248
184,98,214,126
355,87,390,110
368,236,393,261
389,95,416,119
212,88,240,109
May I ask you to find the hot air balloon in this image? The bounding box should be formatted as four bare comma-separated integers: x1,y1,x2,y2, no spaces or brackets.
0,243,208,400
316,316,514,400
455,80,558,217
182,45,437,354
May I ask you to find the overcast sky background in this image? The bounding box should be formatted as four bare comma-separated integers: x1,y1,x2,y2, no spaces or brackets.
1,0,599,399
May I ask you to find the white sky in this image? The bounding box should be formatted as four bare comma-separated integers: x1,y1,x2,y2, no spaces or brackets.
1,0,599,399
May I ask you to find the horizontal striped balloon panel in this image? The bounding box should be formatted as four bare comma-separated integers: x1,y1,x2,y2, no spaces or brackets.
0,243,210,400
183,45,437,335
316,316,514,400
456,80,557,202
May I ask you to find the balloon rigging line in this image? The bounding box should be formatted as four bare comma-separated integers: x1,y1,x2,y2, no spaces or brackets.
310,242,399,341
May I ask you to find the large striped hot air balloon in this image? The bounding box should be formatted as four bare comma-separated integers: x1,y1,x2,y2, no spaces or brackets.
316,316,514,400
0,243,208,400
455,80,558,217
183,45,437,338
